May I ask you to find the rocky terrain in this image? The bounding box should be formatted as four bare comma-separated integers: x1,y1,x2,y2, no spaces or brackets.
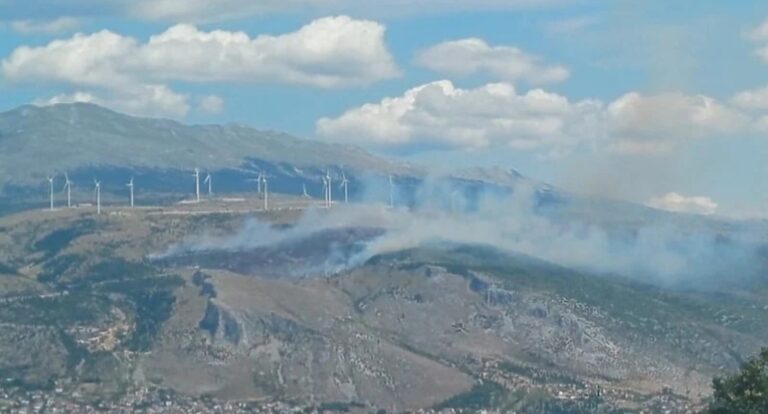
0,102,766,413
0,199,764,413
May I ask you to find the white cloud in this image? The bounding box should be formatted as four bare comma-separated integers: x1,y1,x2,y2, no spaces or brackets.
129,0,315,22
415,38,569,85
606,92,748,153
747,18,768,42
2,30,138,88
317,80,602,152
729,84,768,132
35,91,97,106
317,82,749,155
646,192,718,215
134,17,399,87
126,0,572,22
731,85,768,110
9,17,79,35
113,85,191,118
2,16,397,88
746,18,768,63
1,16,397,118
198,95,224,114
33,85,190,119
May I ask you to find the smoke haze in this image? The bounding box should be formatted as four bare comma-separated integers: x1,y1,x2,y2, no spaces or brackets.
157,176,768,290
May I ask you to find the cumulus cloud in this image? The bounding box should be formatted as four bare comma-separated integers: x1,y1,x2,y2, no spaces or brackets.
2,30,138,88
416,38,569,84
317,81,747,155
747,18,768,62
126,0,571,22
33,86,190,118
606,92,748,153
134,17,398,87
35,91,97,106
731,85,768,110
317,80,603,152
646,192,718,215
747,18,768,42
9,17,79,35
729,84,768,132
198,95,224,114
1,16,398,117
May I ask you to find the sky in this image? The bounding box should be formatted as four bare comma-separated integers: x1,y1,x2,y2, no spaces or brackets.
2,0,768,218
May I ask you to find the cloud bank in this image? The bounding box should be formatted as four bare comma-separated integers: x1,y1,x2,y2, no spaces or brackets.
9,17,79,35
646,192,718,215
317,81,748,155
415,38,569,84
1,16,398,118
127,0,573,22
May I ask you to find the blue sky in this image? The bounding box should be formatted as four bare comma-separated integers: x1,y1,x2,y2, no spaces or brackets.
2,0,768,217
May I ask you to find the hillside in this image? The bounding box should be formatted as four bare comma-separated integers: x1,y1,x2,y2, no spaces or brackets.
0,103,428,216
1,103,767,412
0,202,765,412
0,103,409,183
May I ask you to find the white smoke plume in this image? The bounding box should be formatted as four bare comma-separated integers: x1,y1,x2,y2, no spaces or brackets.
157,176,767,289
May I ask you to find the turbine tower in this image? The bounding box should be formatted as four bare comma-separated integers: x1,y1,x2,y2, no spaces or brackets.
261,174,269,211
204,172,212,197
47,175,56,211
193,168,201,202
325,169,333,207
302,183,310,199
256,171,264,194
94,180,102,215
247,172,262,194
388,175,395,209
340,171,349,204
63,173,73,208
322,176,329,208
127,177,134,208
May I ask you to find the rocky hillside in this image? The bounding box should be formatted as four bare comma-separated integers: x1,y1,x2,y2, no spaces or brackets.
0,103,409,186
0,103,429,214
0,205,765,412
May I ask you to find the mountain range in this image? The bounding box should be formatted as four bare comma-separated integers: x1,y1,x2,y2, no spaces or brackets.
0,103,767,412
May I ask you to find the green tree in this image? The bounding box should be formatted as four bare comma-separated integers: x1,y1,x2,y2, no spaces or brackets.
705,348,768,414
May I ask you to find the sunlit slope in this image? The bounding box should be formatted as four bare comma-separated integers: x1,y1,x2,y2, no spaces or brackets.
0,206,766,411
0,103,412,189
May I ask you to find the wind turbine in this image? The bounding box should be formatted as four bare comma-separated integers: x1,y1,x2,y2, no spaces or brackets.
203,172,212,197
325,169,333,207
322,176,329,208
256,171,264,194
127,177,134,208
388,175,395,209
63,173,73,208
261,174,269,211
46,175,56,211
339,171,349,204
246,171,263,194
94,179,101,215
193,168,201,202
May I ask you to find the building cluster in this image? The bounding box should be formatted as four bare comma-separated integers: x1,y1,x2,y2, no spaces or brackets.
477,359,706,414
0,385,304,413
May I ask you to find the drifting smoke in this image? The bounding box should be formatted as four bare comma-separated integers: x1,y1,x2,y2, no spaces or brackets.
156,176,767,289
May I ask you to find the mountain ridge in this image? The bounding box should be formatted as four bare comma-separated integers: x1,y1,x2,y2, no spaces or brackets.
0,102,420,188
